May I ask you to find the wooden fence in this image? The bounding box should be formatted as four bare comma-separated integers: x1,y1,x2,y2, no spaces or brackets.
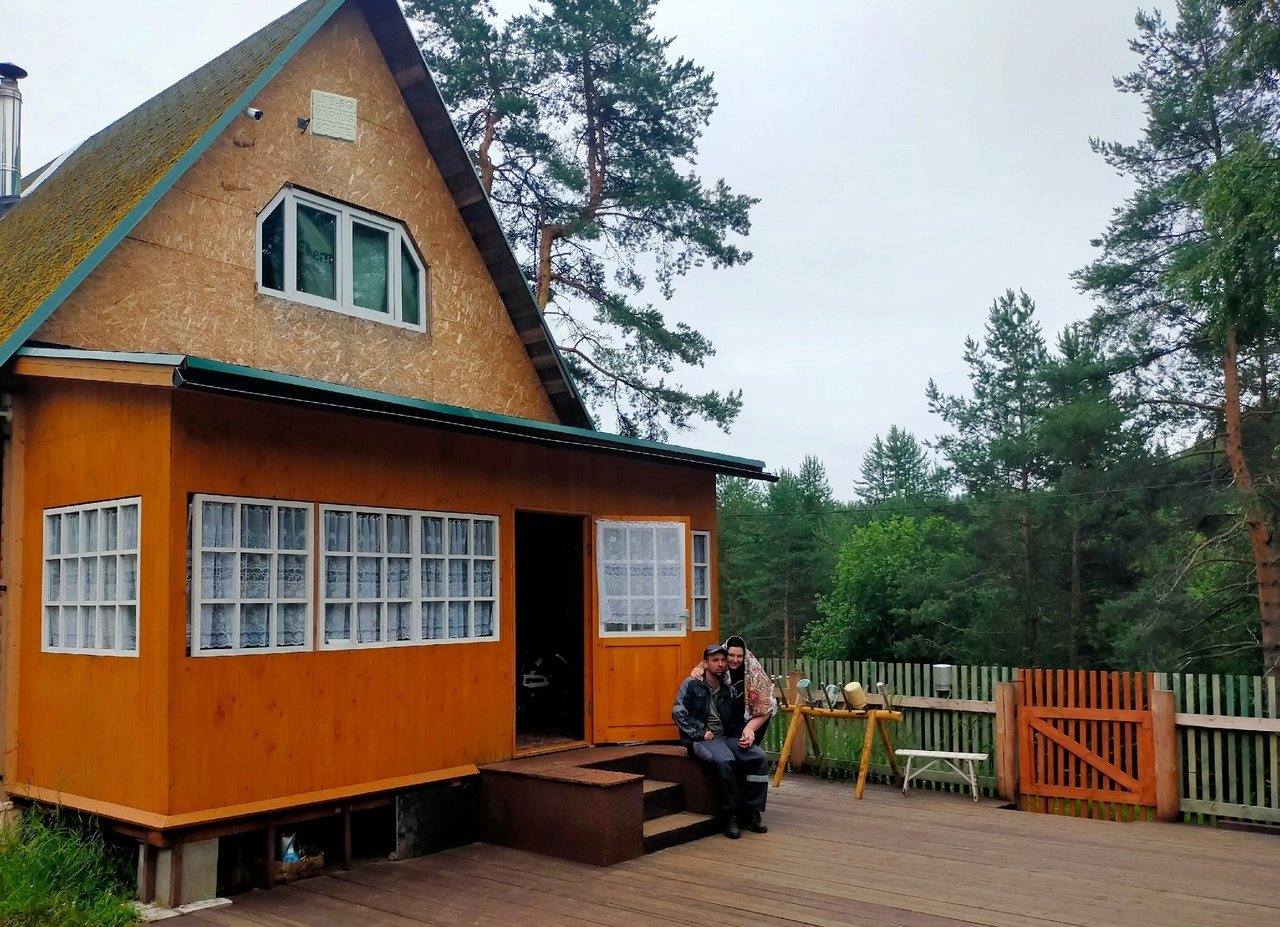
759,659,1015,797
760,658,1280,824
1154,671,1280,824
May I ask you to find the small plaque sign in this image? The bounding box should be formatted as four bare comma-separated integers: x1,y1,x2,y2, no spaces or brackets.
310,90,358,142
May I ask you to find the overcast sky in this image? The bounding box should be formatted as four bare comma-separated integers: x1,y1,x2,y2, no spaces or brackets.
10,0,1170,494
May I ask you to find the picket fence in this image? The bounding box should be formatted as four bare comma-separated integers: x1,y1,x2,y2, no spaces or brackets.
1153,671,1280,824
760,658,1280,824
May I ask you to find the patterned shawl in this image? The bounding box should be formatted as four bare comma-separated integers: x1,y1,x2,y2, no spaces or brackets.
688,648,777,720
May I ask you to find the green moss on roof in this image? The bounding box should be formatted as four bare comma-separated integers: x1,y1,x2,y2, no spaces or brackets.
0,0,334,351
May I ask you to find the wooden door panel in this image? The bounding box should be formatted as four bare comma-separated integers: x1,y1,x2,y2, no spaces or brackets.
597,643,684,741
591,515,691,743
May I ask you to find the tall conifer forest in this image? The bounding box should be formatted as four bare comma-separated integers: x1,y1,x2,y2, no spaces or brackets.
720,2,1280,679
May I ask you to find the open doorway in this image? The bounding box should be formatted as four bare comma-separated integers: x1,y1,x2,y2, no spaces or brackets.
515,512,586,751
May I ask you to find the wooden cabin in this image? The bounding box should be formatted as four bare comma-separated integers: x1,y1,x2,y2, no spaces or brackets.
0,0,768,903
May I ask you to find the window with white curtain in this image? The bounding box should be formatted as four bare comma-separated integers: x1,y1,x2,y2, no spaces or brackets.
43,498,140,656
257,186,427,331
692,530,711,631
320,506,499,649
597,520,687,636
190,495,313,655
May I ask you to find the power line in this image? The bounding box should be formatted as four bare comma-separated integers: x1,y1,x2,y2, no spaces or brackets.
717,472,1241,520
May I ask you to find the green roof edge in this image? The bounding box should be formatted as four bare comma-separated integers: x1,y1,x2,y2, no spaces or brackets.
0,0,347,372
180,354,767,471
12,346,766,473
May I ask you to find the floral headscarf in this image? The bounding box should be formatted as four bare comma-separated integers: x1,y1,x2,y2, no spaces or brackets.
688,643,777,720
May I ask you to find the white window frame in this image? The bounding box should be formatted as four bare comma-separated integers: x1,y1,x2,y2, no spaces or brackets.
318,505,500,650
256,186,428,332
597,519,689,638
190,494,314,656
692,530,711,632
42,497,141,657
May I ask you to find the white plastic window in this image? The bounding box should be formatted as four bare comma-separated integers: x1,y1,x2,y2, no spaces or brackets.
257,186,427,331
320,506,498,648
692,530,711,631
597,520,687,636
190,495,313,655
43,498,140,656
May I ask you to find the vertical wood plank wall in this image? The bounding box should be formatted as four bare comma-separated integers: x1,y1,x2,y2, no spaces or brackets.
166,390,718,817
9,380,173,814
10,379,720,822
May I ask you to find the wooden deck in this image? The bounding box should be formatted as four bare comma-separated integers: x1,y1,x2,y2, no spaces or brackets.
178,776,1280,927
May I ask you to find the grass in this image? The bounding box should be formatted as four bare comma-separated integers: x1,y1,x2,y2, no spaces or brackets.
0,808,137,927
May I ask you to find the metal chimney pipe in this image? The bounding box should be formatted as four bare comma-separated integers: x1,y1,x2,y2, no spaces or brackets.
0,63,28,212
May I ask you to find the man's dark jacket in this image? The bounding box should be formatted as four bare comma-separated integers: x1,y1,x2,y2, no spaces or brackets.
672,674,743,745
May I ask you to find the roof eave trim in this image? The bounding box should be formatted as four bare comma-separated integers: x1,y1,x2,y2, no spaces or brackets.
8,346,771,478
175,354,771,478
0,0,348,372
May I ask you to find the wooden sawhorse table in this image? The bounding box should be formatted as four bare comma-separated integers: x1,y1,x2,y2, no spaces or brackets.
770,705,903,798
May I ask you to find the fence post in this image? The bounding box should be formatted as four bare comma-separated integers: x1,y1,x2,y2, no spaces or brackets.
787,671,807,770
1151,687,1179,822
995,680,1020,802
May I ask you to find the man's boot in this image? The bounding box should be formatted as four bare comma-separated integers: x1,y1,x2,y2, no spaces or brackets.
722,815,740,839
744,810,767,834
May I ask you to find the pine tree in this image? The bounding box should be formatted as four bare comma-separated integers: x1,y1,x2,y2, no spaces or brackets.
1077,0,1280,677
855,426,947,508
716,459,836,661
408,0,756,440
927,289,1052,662
1039,324,1149,665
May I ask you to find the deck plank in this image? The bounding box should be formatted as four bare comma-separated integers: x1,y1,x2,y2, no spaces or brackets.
178,776,1280,927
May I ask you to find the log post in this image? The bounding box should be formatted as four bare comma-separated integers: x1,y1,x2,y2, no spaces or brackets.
787,672,807,770
995,680,1020,802
1151,687,1180,822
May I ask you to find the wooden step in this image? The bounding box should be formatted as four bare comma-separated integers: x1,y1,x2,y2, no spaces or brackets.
642,811,719,854
642,779,684,821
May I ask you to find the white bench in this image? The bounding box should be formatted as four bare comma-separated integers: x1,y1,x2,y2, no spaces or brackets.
896,749,989,802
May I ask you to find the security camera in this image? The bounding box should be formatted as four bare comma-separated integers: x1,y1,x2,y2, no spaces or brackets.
244,107,263,121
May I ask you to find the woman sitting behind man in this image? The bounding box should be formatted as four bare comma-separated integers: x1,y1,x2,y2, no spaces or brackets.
690,635,777,749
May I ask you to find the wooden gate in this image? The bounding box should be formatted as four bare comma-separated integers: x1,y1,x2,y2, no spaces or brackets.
1016,669,1157,819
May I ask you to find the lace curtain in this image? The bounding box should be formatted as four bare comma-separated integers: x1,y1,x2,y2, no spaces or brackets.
597,520,687,635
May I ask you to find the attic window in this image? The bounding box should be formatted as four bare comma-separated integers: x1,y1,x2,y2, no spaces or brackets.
257,187,427,331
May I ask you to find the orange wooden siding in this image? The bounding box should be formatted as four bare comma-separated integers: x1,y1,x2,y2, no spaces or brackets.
164,390,715,818
8,379,173,814
9,379,720,823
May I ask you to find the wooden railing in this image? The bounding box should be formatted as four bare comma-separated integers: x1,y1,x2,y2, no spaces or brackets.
760,658,1280,824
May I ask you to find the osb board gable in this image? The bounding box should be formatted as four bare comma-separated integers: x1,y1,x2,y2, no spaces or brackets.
34,3,559,424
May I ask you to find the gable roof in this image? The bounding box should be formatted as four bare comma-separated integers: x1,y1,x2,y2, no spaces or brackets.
0,0,593,429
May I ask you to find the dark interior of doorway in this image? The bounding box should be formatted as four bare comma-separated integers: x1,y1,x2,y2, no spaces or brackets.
515,512,585,749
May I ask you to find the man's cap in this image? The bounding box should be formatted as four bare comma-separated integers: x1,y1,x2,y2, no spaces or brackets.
704,643,729,659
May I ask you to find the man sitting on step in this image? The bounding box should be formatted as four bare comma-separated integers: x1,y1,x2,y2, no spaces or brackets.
672,643,770,838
